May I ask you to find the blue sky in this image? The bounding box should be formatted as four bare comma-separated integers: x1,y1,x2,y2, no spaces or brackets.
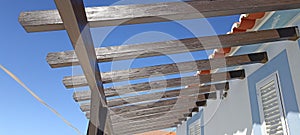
0,0,239,134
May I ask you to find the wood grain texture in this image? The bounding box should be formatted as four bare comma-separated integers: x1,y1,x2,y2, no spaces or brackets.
79,83,227,112
114,123,176,135
86,105,189,119
81,93,216,116
47,27,297,68
73,70,234,101
113,120,178,134
65,52,267,89
106,79,230,107
86,106,200,121
52,0,112,134
19,1,300,32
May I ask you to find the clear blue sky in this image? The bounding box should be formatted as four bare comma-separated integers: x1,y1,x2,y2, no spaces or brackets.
0,0,239,135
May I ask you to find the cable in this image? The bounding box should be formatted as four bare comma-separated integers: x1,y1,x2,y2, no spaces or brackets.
0,65,83,135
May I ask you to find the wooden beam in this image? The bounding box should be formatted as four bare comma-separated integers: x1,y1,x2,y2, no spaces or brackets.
87,105,200,121
111,101,201,119
65,52,267,89
19,1,300,32
106,79,232,107
87,101,206,121
48,27,297,69
113,110,188,126
114,123,177,135
110,101,207,124
73,72,232,102
85,103,195,120
113,93,214,114
113,109,191,125
52,0,112,134
113,119,178,133
80,93,215,117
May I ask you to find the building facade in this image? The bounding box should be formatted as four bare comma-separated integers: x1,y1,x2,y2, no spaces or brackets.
177,9,300,135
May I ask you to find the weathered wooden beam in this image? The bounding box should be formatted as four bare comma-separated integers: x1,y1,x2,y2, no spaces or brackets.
65,52,267,89
112,109,190,126
113,109,188,127
87,101,206,121
81,93,215,115
86,106,188,120
106,76,232,107
48,27,297,69
87,106,200,122
112,92,215,114
73,71,233,102
113,119,178,134
114,123,177,135
52,0,112,134
111,100,207,124
19,1,300,32
111,101,203,119
80,86,219,114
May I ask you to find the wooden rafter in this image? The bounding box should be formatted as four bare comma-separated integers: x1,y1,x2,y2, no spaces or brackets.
52,0,112,134
79,83,225,113
47,27,297,69
86,105,199,121
115,123,177,135
64,52,267,89
20,1,300,32
95,93,215,117
73,70,237,102
87,106,200,121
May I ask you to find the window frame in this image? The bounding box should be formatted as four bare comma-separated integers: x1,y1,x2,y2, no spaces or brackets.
256,72,289,135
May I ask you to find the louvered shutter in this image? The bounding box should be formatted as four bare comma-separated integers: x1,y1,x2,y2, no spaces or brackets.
189,119,201,135
256,73,289,135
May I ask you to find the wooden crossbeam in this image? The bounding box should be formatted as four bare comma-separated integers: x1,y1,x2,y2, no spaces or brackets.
80,83,223,113
114,123,177,135
113,110,190,127
107,79,231,107
87,106,200,121
52,0,112,134
48,27,297,69
73,71,233,102
112,92,214,114
65,52,267,89
86,106,195,120
80,93,215,116
114,119,179,133
111,101,204,119
19,1,300,32
112,109,190,126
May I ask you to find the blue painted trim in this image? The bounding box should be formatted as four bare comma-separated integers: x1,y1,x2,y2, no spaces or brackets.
186,108,204,135
247,50,300,134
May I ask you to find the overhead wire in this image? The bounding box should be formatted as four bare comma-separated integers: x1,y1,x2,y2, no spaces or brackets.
0,65,83,135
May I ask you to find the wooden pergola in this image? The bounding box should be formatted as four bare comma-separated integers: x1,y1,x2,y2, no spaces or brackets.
19,0,300,134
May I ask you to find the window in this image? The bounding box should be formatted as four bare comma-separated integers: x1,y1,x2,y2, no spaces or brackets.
256,73,289,135
189,119,200,135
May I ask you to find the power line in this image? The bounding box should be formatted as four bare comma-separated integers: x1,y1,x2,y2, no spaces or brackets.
0,65,83,135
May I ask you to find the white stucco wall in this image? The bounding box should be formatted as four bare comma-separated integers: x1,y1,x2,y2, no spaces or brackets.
176,120,187,135
177,11,300,135
202,79,253,135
